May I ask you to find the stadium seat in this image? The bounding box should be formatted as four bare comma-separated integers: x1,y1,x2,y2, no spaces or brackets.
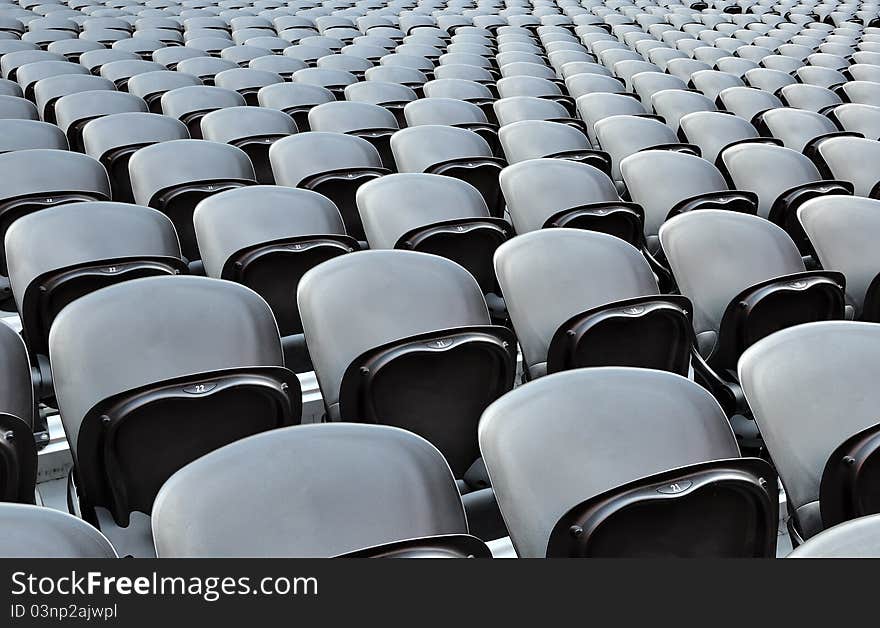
270,131,387,241
357,173,508,303
200,106,296,183
739,321,880,542
50,275,302,550
0,320,37,503
194,185,355,370
153,424,489,557
390,124,506,215
129,139,256,261
6,201,185,395
788,515,880,558
0,504,116,557
480,367,778,557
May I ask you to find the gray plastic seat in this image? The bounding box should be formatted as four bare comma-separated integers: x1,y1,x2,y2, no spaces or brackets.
479,367,775,557
830,103,880,141
82,112,189,203
16,59,89,101
194,185,353,370
631,71,688,107
493,95,581,134
0,149,110,281
594,114,692,187
814,136,880,198
390,125,505,216
292,66,357,99
498,119,593,164
777,83,843,113
739,322,880,540
357,173,507,297
0,79,23,99
307,100,398,169
0,119,67,153
717,86,783,122
788,515,880,558
129,139,256,260
365,65,429,89
160,84,246,138
0,319,36,501
78,49,139,76
126,70,203,114
269,132,385,241
212,67,283,105
798,195,880,321
298,249,515,489
33,73,115,124
247,54,308,80
153,424,486,558
719,141,854,244
6,201,185,370
495,228,695,379
754,107,843,153
0,504,116,557
0,95,38,121
176,55,239,84
501,155,642,238
679,111,759,165
660,210,843,376
624,146,758,251
50,275,301,534
152,45,206,70
1,50,65,82
651,88,717,132
98,59,165,90
200,106,295,184
54,90,148,152
576,92,647,145
256,81,333,130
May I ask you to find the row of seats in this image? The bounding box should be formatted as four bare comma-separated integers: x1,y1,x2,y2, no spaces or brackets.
0,0,879,557
5,328,880,558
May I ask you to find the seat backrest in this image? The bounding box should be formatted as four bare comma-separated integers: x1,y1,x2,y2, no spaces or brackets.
129,139,256,207
815,136,880,197
403,97,488,127
357,173,490,249
621,150,729,237
594,114,679,180
298,249,490,415
0,149,110,205
194,185,346,278
500,158,619,234
152,423,468,557
798,195,880,313
498,119,590,163
758,107,838,152
789,514,880,558
678,111,758,164
720,142,823,218
82,111,190,161
269,131,383,187
660,210,805,337
0,503,117,557
308,100,398,133
200,105,296,144
493,95,570,127
739,321,880,538
49,275,286,469
494,229,658,374
390,124,493,173
0,119,67,153
479,367,739,557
